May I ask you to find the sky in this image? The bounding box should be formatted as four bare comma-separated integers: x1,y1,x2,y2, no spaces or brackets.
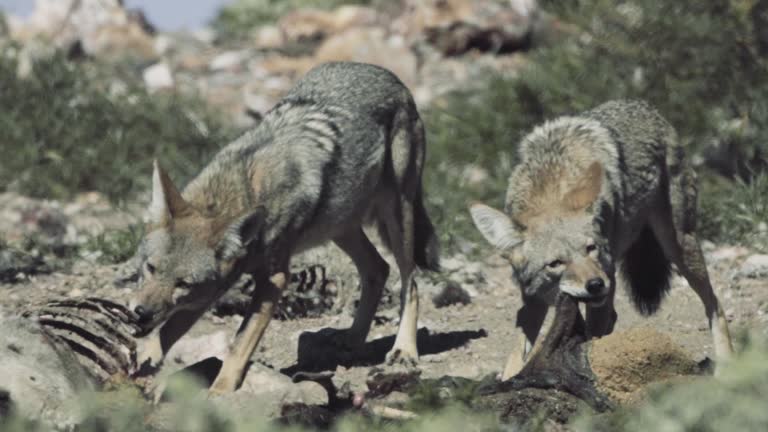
0,0,235,31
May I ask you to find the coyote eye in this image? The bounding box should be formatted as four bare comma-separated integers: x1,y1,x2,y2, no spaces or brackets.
547,259,565,269
145,262,156,274
586,244,597,254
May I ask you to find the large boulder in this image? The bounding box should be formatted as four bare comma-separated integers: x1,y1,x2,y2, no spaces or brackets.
0,318,97,429
394,0,539,55
277,5,382,44
257,27,418,90
6,0,157,62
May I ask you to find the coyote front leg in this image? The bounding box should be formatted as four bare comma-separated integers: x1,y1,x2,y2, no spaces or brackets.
209,272,287,396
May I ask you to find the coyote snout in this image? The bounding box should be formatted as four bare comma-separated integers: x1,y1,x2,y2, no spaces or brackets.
471,100,733,379
126,62,439,396
559,257,610,303
127,165,238,335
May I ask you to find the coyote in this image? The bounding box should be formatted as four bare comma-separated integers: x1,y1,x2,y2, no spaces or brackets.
128,62,439,395
469,100,733,378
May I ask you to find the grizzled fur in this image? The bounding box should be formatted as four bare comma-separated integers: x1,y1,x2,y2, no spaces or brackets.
471,100,733,379
129,62,439,394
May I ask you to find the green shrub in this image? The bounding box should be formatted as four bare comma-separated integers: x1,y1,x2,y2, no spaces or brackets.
699,172,768,251
540,0,768,173
212,0,373,42
82,225,144,264
424,0,768,252
0,46,235,203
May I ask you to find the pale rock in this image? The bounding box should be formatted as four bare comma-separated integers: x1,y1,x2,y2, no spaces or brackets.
314,27,419,87
440,255,467,272
278,5,381,42
143,62,175,92
192,27,217,45
707,246,749,263
254,25,285,49
210,50,248,72
154,34,175,56
394,0,538,55
164,331,230,368
0,318,97,429
737,255,768,279
211,363,328,420
461,164,490,186
8,0,157,62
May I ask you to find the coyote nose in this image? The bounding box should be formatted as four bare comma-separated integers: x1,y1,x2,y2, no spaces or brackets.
585,278,605,295
134,305,154,323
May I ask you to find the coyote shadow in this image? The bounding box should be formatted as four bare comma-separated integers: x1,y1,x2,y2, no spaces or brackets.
281,327,488,375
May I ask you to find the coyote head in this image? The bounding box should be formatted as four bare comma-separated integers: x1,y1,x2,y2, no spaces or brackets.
470,162,613,304
128,162,263,334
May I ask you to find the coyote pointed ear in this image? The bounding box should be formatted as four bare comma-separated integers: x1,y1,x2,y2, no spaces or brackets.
148,160,190,225
563,162,603,212
469,203,522,250
217,211,265,262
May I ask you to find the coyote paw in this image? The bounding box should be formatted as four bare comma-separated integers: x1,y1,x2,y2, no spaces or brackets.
385,346,419,368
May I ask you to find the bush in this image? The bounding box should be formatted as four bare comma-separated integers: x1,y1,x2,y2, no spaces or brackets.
82,225,144,265
699,172,768,251
212,0,374,42
0,46,235,203
540,0,768,176
423,0,768,252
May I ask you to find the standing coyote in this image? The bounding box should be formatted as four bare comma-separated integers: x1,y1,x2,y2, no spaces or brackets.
470,100,733,378
128,62,439,395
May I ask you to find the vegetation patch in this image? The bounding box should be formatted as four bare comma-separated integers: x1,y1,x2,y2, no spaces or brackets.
423,0,768,253
0,46,235,203
212,0,374,42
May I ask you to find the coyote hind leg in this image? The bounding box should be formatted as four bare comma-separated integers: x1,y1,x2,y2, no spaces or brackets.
649,167,733,369
383,109,425,367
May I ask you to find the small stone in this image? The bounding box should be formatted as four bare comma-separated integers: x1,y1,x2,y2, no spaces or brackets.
707,246,749,262
254,25,284,49
209,50,248,72
441,255,466,272
736,254,768,279
432,281,472,308
210,363,328,420
461,164,490,186
142,62,174,92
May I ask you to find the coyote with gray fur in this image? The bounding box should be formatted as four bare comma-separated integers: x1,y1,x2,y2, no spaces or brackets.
470,100,733,378
128,62,439,395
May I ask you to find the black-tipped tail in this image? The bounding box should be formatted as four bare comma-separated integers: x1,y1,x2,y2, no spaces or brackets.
414,192,440,272
621,225,672,315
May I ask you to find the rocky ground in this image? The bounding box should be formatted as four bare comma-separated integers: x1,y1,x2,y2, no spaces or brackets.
2,0,768,430
1,186,767,429
3,0,546,129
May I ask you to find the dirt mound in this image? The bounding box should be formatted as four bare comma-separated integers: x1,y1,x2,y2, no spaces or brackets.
589,327,699,404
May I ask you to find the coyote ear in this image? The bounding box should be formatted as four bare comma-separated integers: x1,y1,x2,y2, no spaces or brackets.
148,160,189,225
563,162,603,211
469,203,522,250
217,211,265,261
